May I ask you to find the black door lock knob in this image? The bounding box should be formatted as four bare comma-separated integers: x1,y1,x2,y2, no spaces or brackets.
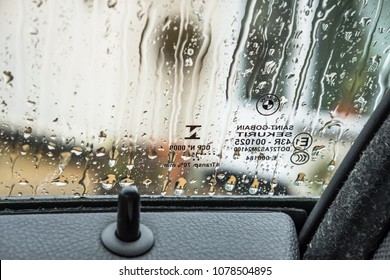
101,186,154,257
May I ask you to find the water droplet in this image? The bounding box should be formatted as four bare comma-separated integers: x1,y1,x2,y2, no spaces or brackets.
119,177,135,187
168,150,176,170
312,145,325,159
96,147,106,157
29,27,39,35
322,179,330,190
370,54,381,65
280,96,288,107
217,173,225,180
224,175,236,192
168,150,176,161
33,0,43,8
187,48,194,56
185,58,193,67
360,17,371,26
233,150,240,159
86,151,94,159
18,179,29,186
258,81,267,89
148,145,157,159
107,0,117,8
126,163,134,170
208,177,217,196
285,73,295,79
20,144,30,155
51,175,69,187
174,188,184,196
294,173,305,186
270,178,277,188
174,177,187,196
195,147,205,159
47,142,56,150
59,151,72,170
190,178,197,184
98,131,107,142
100,174,116,190
181,149,191,160
325,72,337,85
23,127,32,139
126,153,136,170
327,160,336,171
108,159,116,167
34,153,42,169
161,177,170,196
108,146,118,167
71,146,83,156
249,177,260,194
264,61,277,74
2,71,13,86
354,96,367,114
143,178,152,186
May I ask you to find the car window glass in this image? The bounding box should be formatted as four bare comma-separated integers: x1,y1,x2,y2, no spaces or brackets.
0,0,388,197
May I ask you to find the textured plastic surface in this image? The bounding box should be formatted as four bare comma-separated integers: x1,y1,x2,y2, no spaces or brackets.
299,90,390,253
0,212,298,259
101,223,154,257
373,229,390,260
303,114,390,259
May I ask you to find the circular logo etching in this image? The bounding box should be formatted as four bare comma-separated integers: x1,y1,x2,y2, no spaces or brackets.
262,99,274,110
256,94,280,116
293,132,313,150
290,151,310,165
